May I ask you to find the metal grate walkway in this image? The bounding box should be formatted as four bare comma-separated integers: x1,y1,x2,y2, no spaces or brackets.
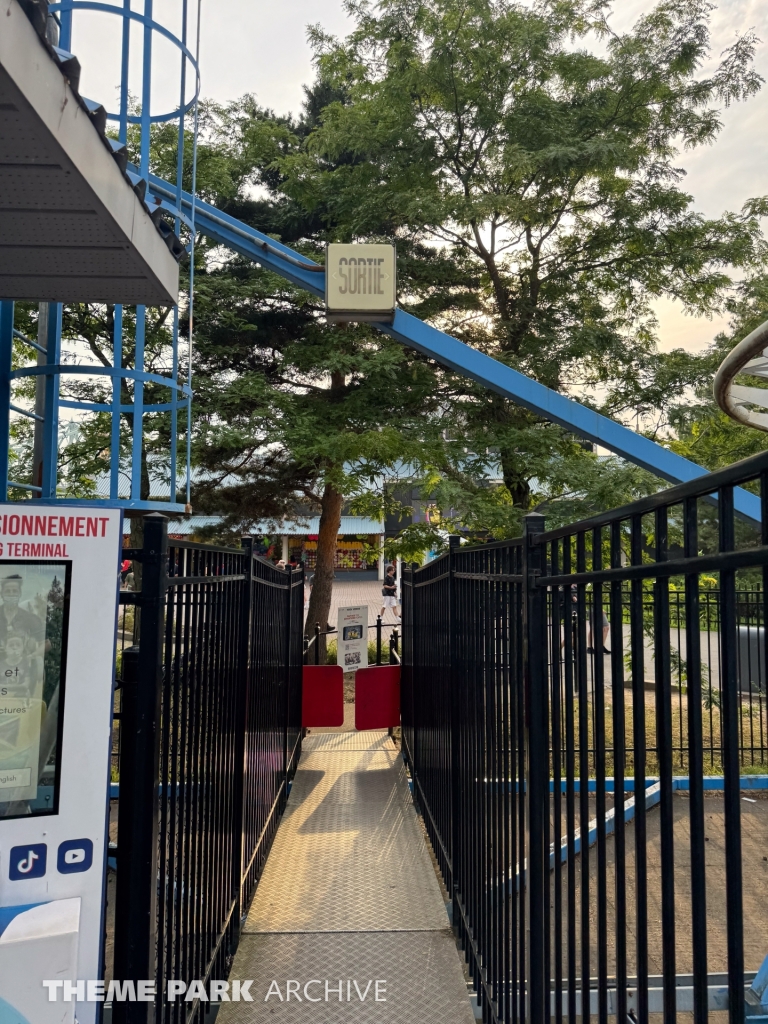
219,730,476,1023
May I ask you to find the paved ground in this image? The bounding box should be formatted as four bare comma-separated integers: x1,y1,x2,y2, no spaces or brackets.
305,578,401,641
554,791,768,976
219,729,475,1024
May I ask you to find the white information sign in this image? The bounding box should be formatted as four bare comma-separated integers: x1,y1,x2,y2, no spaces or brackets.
336,605,369,670
325,243,396,323
0,506,123,1024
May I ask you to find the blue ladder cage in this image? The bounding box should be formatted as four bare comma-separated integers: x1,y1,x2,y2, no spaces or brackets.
0,0,199,512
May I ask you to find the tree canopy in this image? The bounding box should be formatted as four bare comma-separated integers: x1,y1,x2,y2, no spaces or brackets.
263,0,767,510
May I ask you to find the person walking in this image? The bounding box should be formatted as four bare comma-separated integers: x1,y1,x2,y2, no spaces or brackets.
380,567,399,621
561,583,610,654
587,602,610,654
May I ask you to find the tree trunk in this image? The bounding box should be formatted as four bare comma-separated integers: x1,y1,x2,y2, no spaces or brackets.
500,449,532,512
305,482,344,664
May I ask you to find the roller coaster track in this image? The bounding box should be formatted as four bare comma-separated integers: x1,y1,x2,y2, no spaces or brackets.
715,318,768,435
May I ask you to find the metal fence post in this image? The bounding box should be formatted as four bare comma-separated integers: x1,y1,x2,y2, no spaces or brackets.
411,561,420,773
113,514,167,1024
0,302,13,499
232,538,254,942
283,566,293,790
389,627,399,664
522,512,547,1024
719,485,745,1022
447,535,460,907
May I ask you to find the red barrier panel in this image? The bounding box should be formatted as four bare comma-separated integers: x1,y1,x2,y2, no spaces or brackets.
302,665,344,727
355,665,400,730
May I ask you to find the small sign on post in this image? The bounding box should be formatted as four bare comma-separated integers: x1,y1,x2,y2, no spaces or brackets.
325,243,396,323
336,605,369,670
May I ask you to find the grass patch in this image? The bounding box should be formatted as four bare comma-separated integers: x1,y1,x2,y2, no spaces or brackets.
324,638,389,666
556,694,768,777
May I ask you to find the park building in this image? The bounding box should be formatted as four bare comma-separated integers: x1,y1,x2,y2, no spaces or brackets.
120,513,388,577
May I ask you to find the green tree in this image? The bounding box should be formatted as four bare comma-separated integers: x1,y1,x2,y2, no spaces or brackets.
189,158,447,640
272,0,766,514
187,88,465,642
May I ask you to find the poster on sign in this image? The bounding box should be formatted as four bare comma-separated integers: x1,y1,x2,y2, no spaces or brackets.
336,605,368,670
0,561,70,805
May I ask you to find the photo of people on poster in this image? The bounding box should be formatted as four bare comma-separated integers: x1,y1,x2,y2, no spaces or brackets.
0,562,68,814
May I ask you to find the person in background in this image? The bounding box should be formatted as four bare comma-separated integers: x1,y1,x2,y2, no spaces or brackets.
587,602,610,654
0,628,42,698
276,559,286,570
380,567,399,622
561,584,610,655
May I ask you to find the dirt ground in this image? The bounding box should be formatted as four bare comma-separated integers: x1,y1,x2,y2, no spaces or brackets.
548,790,768,1020
343,670,356,703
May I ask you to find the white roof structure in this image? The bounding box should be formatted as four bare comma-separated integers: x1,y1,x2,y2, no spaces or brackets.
125,515,385,537
0,0,180,305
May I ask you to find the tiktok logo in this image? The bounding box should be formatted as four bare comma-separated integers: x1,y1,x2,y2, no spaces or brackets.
9,843,47,880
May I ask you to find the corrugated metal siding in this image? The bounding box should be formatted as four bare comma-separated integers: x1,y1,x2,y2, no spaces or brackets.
126,516,384,537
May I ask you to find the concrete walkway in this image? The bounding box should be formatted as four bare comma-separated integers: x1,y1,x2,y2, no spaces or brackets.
306,579,401,636
219,730,475,1023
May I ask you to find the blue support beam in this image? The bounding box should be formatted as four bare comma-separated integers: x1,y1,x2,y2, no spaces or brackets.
111,306,123,499
41,303,62,499
0,302,13,500
147,174,761,521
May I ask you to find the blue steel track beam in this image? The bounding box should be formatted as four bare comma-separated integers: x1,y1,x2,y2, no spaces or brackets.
147,174,760,522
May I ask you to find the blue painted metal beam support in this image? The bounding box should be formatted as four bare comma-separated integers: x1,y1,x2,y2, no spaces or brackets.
111,308,123,499
131,310,146,502
41,303,62,499
0,303,13,501
148,174,760,522
5,0,198,513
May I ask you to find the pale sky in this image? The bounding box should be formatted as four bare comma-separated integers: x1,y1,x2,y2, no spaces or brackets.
69,0,768,355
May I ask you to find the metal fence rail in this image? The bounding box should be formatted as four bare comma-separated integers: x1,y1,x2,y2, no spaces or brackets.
402,451,768,1024
111,517,303,1024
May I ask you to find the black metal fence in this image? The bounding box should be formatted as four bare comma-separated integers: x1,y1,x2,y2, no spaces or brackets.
111,516,304,1024
402,452,768,1024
